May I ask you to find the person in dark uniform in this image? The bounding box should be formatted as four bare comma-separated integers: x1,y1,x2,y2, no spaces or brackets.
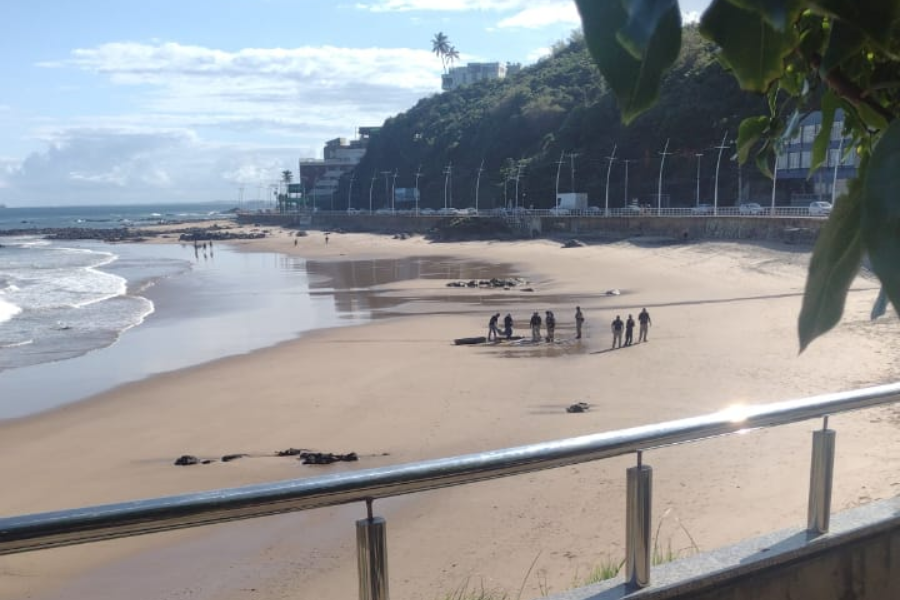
530,311,542,342
545,310,556,342
638,308,652,342
487,313,500,341
574,306,585,339
611,315,624,349
625,314,635,346
503,313,514,339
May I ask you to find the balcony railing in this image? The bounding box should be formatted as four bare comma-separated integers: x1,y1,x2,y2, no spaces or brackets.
2,382,898,600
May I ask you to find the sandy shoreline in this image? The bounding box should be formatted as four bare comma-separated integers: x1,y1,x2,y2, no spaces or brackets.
1,228,899,600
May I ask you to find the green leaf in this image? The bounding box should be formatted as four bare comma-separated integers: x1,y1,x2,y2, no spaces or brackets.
808,0,900,59
616,0,679,59
861,121,900,318
727,0,803,31
820,19,865,73
856,101,890,131
871,286,888,320
576,0,682,124
798,175,864,352
737,116,769,163
810,90,839,174
700,0,799,92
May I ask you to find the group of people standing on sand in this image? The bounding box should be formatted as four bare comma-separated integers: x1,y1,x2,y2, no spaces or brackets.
610,308,651,349
486,306,588,343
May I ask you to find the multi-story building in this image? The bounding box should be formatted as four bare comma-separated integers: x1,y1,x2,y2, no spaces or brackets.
441,62,520,91
775,110,859,205
298,127,380,209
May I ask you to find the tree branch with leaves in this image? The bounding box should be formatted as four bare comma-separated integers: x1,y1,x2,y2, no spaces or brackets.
575,0,900,351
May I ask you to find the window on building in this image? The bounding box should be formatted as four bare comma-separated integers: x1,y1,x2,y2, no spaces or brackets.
788,152,800,169
831,122,843,142
802,124,817,144
776,153,788,170
828,148,840,168
801,150,812,168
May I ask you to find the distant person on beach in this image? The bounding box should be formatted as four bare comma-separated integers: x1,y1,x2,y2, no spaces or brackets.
530,311,542,342
325,233,330,245
611,315,624,349
545,310,556,342
625,314,635,346
575,306,585,339
638,308,652,342
503,313,514,339
294,238,298,246
487,313,500,341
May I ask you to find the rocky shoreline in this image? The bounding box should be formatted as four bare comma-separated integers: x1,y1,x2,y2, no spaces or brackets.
0,224,268,243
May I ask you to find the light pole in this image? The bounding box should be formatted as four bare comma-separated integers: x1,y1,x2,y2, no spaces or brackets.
347,173,355,211
713,131,730,216
514,162,524,210
569,152,579,191
771,150,779,213
443,163,452,210
381,170,392,212
369,173,377,213
554,151,565,204
657,138,671,214
623,159,633,207
695,153,703,206
391,169,398,212
604,144,618,216
475,159,484,212
831,135,845,205
414,166,422,215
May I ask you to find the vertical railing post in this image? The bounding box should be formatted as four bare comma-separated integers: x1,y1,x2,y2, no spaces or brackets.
807,416,836,534
357,499,389,600
626,451,652,589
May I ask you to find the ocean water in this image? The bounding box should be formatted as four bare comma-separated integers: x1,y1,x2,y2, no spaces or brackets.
0,201,237,231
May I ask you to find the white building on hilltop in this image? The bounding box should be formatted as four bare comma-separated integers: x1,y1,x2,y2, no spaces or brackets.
298,127,379,209
441,62,520,91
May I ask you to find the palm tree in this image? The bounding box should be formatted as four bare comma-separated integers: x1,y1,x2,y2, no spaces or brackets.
431,32,451,72
281,170,293,184
445,45,460,70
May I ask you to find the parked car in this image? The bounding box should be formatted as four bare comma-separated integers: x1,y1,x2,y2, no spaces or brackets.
461,207,478,215
374,208,393,215
691,203,714,215
437,207,458,215
549,206,571,216
809,201,833,216
586,206,603,215
623,204,642,215
738,202,764,215
419,208,435,215
346,207,363,215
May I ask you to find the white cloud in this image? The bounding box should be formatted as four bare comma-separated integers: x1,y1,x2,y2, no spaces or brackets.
682,10,701,24
527,47,552,62
497,1,578,28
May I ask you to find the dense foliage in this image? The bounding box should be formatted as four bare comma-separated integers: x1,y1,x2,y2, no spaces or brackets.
346,27,768,215
575,0,900,350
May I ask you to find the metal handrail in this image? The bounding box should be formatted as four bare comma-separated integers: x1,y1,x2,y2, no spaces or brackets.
2,381,898,557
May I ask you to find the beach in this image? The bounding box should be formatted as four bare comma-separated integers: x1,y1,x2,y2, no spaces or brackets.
1,228,899,600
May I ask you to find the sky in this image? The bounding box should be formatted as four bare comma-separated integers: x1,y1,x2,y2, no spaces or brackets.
0,0,711,206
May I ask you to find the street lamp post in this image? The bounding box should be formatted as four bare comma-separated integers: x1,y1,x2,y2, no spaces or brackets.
771,151,779,213
657,138,671,214
369,173,377,213
713,131,730,216
604,144,618,216
695,153,703,206
831,135,845,205
414,166,422,215
381,170,392,212
443,163,452,210
391,170,397,213
347,174,355,211
623,159,633,207
514,162,524,210
475,159,484,212
554,151,565,205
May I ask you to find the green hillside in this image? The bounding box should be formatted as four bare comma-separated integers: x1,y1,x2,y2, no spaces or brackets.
344,27,770,212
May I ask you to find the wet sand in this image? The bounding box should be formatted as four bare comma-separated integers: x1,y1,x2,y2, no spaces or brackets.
1,228,899,600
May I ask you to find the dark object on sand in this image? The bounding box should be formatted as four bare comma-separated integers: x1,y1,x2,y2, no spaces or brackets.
276,448,310,456
221,453,248,462
174,455,200,466
301,452,359,465
454,336,487,345
566,402,591,413
562,239,586,248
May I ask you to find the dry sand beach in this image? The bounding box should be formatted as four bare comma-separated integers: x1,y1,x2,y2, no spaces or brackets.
1,227,899,600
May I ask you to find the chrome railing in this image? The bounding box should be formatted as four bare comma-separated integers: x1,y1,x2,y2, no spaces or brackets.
311,206,826,218
2,382,898,599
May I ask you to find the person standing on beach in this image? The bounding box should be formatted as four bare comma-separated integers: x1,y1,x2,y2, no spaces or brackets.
625,314,635,346
504,313,514,339
530,311,542,342
575,306,585,339
611,315,624,349
638,308,652,342
487,313,500,341
545,310,556,342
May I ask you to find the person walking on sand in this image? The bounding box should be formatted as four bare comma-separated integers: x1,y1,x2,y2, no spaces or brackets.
611,315,624,349
487,313,500,341
503,313,514,339
530,311,542,342
575,306,585,339
545,310,556,342
625,314,635,346
638,308,652,342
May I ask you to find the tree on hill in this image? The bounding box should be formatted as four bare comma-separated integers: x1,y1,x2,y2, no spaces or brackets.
574,0,900,351
432,32,452,72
